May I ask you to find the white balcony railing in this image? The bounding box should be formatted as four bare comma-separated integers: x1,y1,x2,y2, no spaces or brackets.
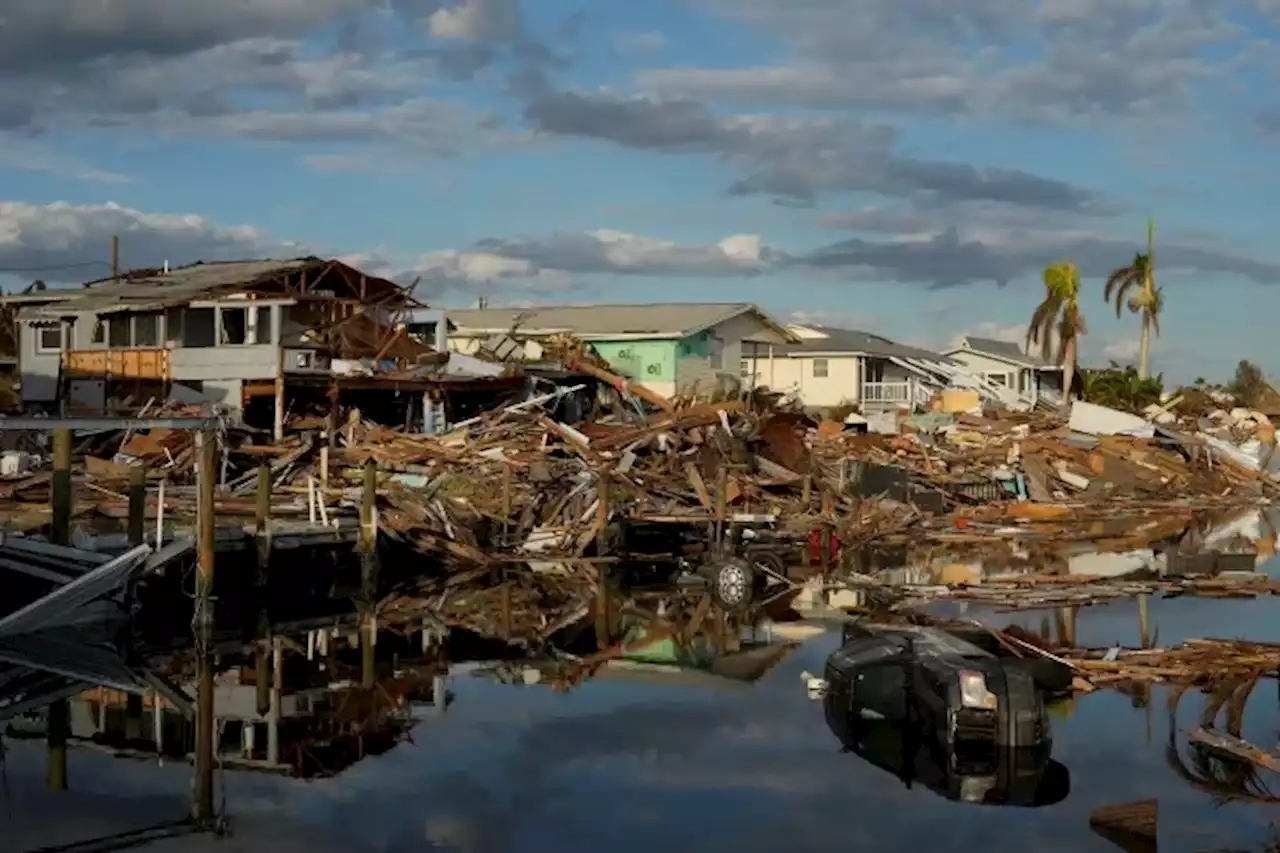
862,381,911,403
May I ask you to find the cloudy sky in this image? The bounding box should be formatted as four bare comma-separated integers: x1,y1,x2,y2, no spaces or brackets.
2,0,1278,381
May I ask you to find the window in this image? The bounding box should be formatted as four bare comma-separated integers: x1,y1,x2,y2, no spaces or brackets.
220,307,247,344
107,314,131,347
708,335,724,370
740,358,752,379
864,360,885,383
37,325,63,353
852,662,908,722
90,318,105,344
813,358,829,378
183,308,216,348
251,306,271,344
133,312,160,347
986,372,1008,386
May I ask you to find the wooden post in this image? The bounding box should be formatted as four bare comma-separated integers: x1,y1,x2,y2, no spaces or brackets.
1138,594,1150,649
500,463,513,640
127,464,145,545
713,466,727,550
255,465,271,541
594,469,611,648
272,373,285,444
46,428,72,791
51,428,72,545
193,429,217,824
110,235,119,279
359,459,378,689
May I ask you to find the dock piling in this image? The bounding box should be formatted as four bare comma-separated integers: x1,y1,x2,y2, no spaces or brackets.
193,429,217,825
127,464,146,545
45,428,72,792
359,459,379,689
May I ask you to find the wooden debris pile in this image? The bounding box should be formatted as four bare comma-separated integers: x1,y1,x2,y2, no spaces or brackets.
815,409,1270,509
1057,638,1280,688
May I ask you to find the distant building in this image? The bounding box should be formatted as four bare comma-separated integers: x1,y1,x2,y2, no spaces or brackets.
446,302,796,400
943,336,1065,406
746,324,957,411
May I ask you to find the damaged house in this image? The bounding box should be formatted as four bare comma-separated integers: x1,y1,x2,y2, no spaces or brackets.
0,258,474,434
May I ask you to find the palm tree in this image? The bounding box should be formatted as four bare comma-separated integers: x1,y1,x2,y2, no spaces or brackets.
1104,218,1161,379
1027,260,1086,403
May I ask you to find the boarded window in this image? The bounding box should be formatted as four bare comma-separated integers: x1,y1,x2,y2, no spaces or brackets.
813,358,829,378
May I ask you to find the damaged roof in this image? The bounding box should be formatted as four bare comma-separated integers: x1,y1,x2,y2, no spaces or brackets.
446,302,796,342
10,258,407,317
772,325,953,363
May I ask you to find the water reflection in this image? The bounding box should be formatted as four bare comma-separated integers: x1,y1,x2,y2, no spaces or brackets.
2,557,1280,850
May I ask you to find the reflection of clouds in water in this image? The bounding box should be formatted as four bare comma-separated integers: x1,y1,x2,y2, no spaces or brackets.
3,629,1278,852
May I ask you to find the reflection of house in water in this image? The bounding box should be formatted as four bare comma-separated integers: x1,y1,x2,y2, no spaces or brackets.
486,614,798,690
69,661,442,778
5,651,445,779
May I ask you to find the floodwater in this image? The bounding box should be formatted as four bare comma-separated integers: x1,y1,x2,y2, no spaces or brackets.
2,591,1279,853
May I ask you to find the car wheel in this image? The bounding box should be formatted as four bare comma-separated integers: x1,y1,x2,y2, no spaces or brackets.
707,557,756,612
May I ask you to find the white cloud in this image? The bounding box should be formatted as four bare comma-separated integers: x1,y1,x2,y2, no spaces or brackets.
428,0,523,41
787,310,880,331
947,321,1026,350
409,229,780,288
1100,337,1140,361
0,201,294,283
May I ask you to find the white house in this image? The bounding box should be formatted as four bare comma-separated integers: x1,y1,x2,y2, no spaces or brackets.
446,303,796,400
740,324,961,411
943,336,1065,406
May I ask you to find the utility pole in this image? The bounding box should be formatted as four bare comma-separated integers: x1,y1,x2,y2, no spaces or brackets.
110,235,119,279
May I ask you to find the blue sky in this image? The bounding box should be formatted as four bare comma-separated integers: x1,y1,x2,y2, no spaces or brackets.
3,1,1280,382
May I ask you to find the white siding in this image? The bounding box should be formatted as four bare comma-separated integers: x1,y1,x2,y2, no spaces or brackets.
447,334,543,359
948,351,1020,388
751,354,861,407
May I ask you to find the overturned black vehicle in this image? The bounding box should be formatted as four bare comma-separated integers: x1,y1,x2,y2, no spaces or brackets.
822,622,1071,806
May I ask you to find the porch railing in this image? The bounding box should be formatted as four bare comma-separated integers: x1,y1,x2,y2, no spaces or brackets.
862,381,911,403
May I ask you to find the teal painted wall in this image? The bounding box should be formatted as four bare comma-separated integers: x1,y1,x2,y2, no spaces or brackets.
590,339,677,382
677,331,710,357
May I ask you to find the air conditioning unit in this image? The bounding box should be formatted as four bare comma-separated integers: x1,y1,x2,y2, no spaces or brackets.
294,350,315,369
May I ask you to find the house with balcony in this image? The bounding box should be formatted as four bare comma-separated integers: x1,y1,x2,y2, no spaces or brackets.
446,302,796,400
942,336,1065,407
741,324,961,412
3,258,417,432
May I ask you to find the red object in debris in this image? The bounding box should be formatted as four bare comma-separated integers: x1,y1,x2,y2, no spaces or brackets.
953,517,972,529
808,528,841,565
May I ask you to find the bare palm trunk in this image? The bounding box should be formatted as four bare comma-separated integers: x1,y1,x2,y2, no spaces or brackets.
1062,337,1077,404
1137,313,1151,379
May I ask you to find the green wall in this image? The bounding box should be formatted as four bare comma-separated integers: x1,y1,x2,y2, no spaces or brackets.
590,339,677,382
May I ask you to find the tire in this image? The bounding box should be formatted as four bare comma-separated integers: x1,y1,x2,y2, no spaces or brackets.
706,557,756,612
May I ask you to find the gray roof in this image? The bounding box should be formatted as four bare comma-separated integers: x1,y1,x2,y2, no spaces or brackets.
12,258,407,318
15,259,311,317
951,335,1057,369
773,325,952,363
446,302,792,341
